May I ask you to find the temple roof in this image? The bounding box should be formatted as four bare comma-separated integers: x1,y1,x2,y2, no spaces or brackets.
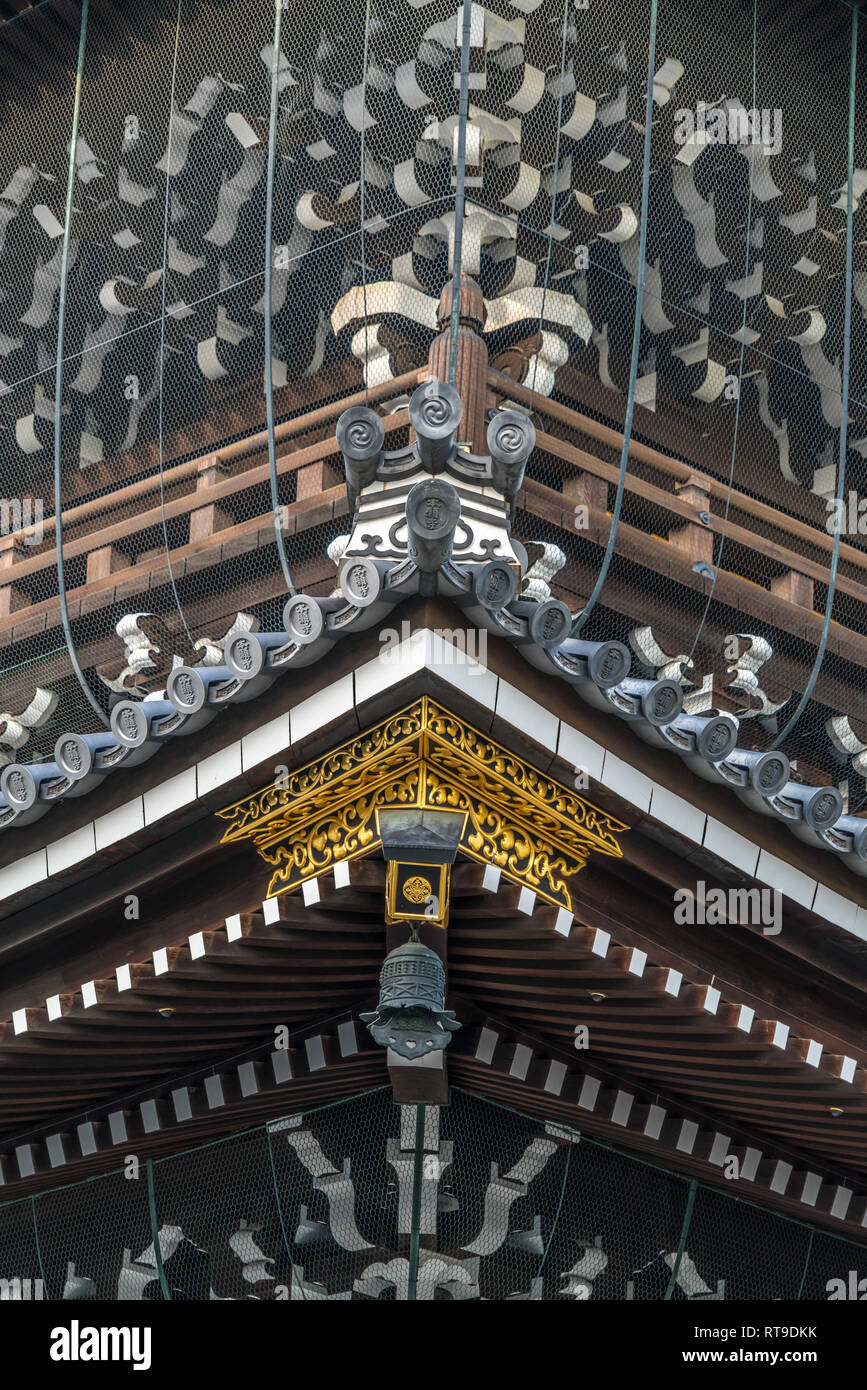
0,0,864,820
2,375,866,891
0,666,866,1246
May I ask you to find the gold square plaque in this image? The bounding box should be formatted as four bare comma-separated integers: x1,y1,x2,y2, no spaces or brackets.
385,860,449,928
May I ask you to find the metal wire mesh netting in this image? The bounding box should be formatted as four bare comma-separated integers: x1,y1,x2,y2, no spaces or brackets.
0,0,865,819
0,0,461,754
0,1087,865,1301
504,0,865,805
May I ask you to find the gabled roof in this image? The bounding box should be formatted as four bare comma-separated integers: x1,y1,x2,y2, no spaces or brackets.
2,380,865,890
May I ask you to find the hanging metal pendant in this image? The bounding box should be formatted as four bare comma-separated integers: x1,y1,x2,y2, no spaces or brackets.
360,940,461,1059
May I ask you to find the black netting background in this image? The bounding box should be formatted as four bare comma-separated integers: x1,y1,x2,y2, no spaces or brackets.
0,0,863,815
0,1086,864,1300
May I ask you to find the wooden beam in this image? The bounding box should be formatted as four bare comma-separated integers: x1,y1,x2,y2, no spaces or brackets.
491,366,867,575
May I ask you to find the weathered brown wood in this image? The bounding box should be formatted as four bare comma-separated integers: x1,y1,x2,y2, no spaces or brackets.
85,544,129,583
518,476,867,686
562,469,607,513
771,569,815,609
668,474,714,565
296,458,341,500
534,429,867,608
491,366,867,572
0,414,404,594
48,361,422,514
0,488,350,664
0,583,30,617
189,503,235,542
427,275,489,454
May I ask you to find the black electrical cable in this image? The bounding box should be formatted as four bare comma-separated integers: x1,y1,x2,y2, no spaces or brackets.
54,0,110,728
572,0,659,637
265,0,296,595
771,2,858,750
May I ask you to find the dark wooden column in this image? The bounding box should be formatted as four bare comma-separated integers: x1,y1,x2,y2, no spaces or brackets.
427,273,489,454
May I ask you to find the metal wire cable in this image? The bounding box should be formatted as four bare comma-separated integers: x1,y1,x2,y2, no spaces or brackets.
31,1194,49,1301
447,0,474,385
685,0,758,667
359,0,372,408
146,1158,171,1300
53,0,109,728
406,1102,426,1301
535,1132,572,1279
664,1178,697,1299
796,1227,815,1301
771,1,858,750
572,0,659,636
528,0,572,415
155,0,195,649
265,1121,307,1300
265,0,296,595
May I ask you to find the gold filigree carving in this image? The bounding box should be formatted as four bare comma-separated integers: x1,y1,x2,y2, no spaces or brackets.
262,771,421,896
424,770,584,902
217,696,628,907
217,707,424,842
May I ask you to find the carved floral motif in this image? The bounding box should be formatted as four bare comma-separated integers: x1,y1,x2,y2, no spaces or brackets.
217,698,627,906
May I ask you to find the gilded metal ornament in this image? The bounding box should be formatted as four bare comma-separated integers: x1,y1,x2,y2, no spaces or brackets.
403,876,433,904
216,697,627,907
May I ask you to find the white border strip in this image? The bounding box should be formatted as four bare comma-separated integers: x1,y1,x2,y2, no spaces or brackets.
0,630,861,942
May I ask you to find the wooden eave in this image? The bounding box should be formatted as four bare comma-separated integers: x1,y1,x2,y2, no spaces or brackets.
0,632,864,1235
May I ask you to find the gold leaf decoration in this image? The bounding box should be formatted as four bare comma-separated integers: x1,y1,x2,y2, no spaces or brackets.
218,697,626,909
